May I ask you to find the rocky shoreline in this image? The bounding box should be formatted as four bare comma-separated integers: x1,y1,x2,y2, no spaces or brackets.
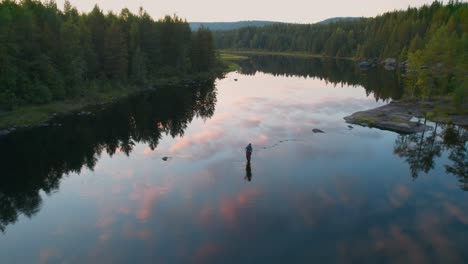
344,100,468,134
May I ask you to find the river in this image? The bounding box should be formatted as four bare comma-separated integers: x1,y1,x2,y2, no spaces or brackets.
0,55,467,263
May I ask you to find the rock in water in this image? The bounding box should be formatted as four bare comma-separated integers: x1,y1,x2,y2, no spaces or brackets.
0,130,10,137
162,157,169,161
312,129,325,133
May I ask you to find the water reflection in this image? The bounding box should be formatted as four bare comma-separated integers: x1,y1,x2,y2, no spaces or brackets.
394,124,468,189
0,78,217,232
1,56,467,263
236,55,404,101
245,161,252,182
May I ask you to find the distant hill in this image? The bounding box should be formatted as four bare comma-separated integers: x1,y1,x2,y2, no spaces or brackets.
317,17,363,25
189,21,280,31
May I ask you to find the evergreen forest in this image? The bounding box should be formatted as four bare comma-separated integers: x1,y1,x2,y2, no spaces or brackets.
0,0,218,109
215,1,467,104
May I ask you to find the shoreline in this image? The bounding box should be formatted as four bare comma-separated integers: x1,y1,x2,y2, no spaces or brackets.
344,99,468,134
219,49,355,60
0,71,225,134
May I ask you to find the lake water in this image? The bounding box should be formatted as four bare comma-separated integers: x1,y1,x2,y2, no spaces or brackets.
0,56,467,264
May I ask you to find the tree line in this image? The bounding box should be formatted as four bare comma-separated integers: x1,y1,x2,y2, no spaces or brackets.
215,1,467,105
0,0,218,109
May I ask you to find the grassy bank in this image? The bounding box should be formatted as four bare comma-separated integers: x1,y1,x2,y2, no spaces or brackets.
218,51,249,72
220,49,355,60
0,87,138,130
0,72,223,130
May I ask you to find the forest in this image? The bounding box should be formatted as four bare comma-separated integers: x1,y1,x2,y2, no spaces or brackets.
215,1,467,104
0,0,218,109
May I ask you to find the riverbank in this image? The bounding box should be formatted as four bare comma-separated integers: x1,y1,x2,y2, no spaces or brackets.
0,72,224,132
344,99,468,134
220,49,355,60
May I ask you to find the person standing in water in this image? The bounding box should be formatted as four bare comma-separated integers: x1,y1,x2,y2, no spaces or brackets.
245,143,253,162
245,143,253,181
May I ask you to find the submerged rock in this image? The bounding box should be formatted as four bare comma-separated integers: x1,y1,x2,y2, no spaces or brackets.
162,157,170,161
0,130,10,137
0,127,16,137
312,129,325,133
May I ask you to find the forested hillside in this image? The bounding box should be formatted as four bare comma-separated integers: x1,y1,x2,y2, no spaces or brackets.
215,1,467,104
215,1,466,59
0,0,217,109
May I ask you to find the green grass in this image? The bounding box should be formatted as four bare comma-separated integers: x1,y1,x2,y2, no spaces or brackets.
220,49,355,60
0,69,228,130
219,52,249,61
0,89,133,129
354,116,378,125
391,117,406,123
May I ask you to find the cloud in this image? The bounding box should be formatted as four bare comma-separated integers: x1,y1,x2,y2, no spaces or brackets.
169,130,225,154
193,243,221,264
239,117,262,128
444,202,468,224
39,248,62,264
207,113,233,125
130,185,170,222
253,134,269,145
388,185,411,208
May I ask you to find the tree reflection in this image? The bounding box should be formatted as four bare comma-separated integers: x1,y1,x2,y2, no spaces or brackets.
443,126,468,191
394,124,467,189
0,78,217,233
236,55,404,102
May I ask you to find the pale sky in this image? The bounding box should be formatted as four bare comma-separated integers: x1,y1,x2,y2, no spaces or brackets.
56,0,439,23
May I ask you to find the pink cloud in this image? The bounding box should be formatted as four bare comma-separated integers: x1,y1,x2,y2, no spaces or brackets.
369,225,427,264
219,200,237,223
39,248,62,264
207,113,233,124
130,185,170,222
193,243,221,263
388,185,411,208
417,213,461,263
143,147,154,155
169,130,225,153
253,134,269,145
219,189,259,225
444,202,468,224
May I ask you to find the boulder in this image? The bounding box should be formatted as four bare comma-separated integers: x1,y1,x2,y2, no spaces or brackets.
312,128,325,133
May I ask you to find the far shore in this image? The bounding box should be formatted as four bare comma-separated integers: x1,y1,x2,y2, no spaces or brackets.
219,49,355,60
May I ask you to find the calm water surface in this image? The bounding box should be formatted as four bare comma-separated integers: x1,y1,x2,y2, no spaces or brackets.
1,56,467,263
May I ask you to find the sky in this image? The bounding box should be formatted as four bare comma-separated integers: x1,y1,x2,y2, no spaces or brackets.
56,0,439,23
